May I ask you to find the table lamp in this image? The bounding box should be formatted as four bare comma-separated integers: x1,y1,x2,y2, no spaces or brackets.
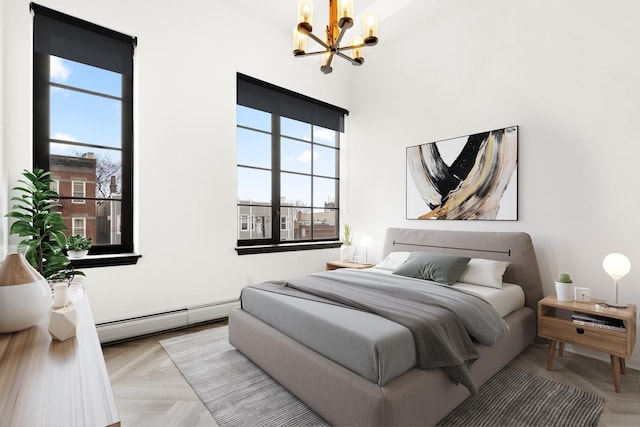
602,253,630,308
360,235,373,264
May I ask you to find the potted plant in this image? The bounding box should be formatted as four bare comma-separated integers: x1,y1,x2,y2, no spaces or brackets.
555,272,574,302
66,235,92,259
340,224,355,262
5,169,81,283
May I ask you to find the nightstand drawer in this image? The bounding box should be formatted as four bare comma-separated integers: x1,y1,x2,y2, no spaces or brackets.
539,317,629,356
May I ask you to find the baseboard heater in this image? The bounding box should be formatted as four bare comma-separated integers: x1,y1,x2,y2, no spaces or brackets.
95,299,240,344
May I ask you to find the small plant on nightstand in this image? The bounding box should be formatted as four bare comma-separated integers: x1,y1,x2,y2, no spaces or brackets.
340,224,354,262
555,272,574,302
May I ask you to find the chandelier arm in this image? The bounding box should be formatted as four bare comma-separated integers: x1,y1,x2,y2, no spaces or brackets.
333,25,349,48
305,31,330,50
325,51,336,65
295,49,331,57
336,42,367,52
335,50,360,65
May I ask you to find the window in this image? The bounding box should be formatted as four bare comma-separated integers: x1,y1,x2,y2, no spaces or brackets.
50,179,59,201
32,4,137,264
240,215,248,231
71,180,86,204
72,217,86,237
236,74,348,253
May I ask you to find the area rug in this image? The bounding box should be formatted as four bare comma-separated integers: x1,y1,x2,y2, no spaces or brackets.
160,326,605,427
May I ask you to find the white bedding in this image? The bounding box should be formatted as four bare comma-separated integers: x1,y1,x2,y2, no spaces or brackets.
366,267,525,317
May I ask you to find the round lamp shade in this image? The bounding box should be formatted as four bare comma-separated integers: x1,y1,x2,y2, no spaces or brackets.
360,235,373,249
0,253,52,333
602,253,631,280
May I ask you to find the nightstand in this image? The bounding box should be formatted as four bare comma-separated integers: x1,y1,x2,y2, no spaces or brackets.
326,261,374,271
538,294,637,392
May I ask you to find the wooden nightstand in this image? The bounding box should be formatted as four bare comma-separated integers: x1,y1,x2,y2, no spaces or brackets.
538,294,636,392
326,260,374,271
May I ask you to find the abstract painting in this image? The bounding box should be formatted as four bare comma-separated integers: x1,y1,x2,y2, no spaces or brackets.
406,126,518,220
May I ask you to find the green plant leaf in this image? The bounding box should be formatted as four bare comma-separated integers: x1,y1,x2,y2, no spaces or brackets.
6,169,70,279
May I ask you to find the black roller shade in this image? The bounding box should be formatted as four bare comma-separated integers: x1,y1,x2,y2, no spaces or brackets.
31,2,135,77
237,73,348,132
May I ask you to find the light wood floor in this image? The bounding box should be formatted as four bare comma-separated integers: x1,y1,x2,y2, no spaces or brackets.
103,321,639,427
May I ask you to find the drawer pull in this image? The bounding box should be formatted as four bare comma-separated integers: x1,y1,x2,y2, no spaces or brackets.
576,328,585,334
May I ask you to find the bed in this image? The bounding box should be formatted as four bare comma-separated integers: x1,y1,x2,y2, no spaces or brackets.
228,228,544,426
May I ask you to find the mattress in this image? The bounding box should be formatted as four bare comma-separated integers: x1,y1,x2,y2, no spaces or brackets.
240,268,525,386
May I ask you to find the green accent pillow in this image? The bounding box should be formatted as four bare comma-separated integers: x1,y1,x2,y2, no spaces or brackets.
392,252,471,285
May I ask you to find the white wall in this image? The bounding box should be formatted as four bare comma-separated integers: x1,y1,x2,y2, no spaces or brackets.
0,0,7,258
346,0,640,367
2,0,638,368
1,0,352,322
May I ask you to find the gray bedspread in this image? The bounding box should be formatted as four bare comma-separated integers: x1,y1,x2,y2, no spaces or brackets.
243,269,509,393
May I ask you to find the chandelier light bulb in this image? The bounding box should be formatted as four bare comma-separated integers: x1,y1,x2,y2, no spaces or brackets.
338,0,353,19
297,0,314,33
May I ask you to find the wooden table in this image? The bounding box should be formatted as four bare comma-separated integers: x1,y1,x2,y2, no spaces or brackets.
326,260,374,270
538,294,636,392
0,286,120,426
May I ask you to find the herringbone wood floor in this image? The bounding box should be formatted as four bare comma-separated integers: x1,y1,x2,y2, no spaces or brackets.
102,321,639,427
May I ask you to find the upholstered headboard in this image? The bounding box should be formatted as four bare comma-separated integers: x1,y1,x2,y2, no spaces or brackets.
382,228,544,317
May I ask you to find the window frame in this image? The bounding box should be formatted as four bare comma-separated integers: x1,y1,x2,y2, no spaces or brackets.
72,217,87,236
31,3,139,267
71,180,86,204
236,74,347,254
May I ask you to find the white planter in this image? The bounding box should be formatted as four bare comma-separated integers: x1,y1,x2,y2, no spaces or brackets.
340,245,354,262
555,281,574,302
68,250,88,259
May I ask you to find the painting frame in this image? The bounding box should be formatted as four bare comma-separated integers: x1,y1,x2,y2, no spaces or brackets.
406,126,518,221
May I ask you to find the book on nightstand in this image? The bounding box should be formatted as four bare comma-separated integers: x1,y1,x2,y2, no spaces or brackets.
571,311,626,332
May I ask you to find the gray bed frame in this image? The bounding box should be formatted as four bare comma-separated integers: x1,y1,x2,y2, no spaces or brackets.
229,228,544,426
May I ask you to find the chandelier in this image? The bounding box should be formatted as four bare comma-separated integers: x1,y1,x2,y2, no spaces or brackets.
293,0,379,74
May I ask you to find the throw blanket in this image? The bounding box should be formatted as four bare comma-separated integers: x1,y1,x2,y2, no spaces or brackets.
243,269,509,394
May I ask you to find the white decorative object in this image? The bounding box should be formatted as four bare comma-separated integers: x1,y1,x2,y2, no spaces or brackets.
52,282,70,308
68,249,88,259
49,305,77,341
0,253,53,333
555,281,574,302
574,287,591,302
555,272,574,302
340,245,354,262
602,253,630,308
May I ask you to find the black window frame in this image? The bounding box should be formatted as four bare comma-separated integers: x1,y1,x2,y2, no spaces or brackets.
236,73,348,255
31,3,139,267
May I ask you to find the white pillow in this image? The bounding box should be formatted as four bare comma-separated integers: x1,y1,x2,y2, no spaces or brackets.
375,251,411,271
457,258,510,289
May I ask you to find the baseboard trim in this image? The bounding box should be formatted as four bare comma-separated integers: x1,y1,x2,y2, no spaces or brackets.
96,299,240,344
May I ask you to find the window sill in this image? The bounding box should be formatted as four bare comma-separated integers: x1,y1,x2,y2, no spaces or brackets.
236,241,341,255
69,253,141,269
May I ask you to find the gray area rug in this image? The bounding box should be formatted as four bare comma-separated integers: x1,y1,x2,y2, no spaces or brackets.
439,366,605,427
161,326,605,427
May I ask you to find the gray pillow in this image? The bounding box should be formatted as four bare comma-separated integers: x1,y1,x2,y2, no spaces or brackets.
392,252,471,285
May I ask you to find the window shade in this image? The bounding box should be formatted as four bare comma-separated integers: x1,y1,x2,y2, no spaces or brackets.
237,73,348,132
31,3,135,76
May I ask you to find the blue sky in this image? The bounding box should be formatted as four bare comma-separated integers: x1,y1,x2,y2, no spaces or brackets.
237,105,338,207
49,56,122,158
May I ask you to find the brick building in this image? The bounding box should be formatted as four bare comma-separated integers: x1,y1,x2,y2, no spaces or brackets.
50,153,97,241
